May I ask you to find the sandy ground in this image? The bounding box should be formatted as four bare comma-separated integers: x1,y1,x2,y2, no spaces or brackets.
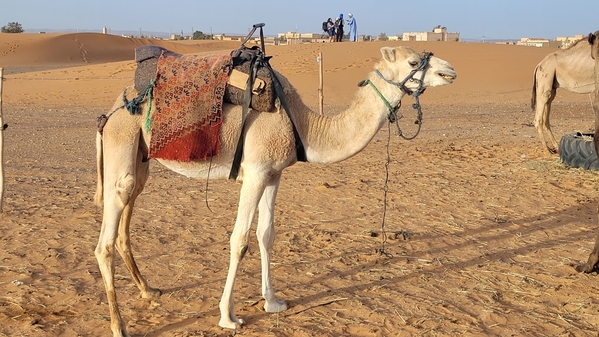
1,32,599,337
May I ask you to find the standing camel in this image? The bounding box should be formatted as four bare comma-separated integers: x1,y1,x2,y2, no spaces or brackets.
576,30,599,273
531,38,595,153
94,46,457,337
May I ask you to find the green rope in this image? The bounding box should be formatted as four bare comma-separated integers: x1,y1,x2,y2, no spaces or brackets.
358,79,399,122
144,81,153,133
123,81,154,115
97,81,154,134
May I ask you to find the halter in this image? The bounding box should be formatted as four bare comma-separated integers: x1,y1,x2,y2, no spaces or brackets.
358,51,433,140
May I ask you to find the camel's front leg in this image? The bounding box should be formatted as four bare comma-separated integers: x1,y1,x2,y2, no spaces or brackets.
577,115,599,273
577,199,599,273
219,170,267,329
256,173,287,313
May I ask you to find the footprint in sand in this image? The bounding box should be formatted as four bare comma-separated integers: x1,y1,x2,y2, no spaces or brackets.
73,38,89,63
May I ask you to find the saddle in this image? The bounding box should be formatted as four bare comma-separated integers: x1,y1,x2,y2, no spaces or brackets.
131,22,306,179
133,45,276,112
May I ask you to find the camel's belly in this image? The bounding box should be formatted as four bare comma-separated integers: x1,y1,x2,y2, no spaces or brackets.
569,82,595,94
157,159,232,180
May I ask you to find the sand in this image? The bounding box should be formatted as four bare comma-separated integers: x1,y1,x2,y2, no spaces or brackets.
1,32,599,337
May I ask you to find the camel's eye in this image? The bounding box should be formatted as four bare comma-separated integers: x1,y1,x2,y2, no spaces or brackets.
409,60,419,67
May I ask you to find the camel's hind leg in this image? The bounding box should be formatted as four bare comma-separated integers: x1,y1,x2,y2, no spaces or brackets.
533,78,558,153
115,149,161,300
95,121,146,337
219,167,270,329
256,173,287,313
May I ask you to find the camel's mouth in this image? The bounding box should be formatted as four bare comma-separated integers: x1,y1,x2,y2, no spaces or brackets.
438,71,457,83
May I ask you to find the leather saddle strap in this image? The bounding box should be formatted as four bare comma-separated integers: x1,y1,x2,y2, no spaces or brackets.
228,56,307,180
229,56,259,180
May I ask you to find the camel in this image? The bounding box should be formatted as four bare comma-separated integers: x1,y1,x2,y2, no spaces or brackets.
531,38,595,153
94,46,457,337
576,30,599,274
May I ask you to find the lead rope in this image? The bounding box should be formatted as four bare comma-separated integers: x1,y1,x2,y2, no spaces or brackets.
357,79,397,257
358,53,432,257
378,123,394,258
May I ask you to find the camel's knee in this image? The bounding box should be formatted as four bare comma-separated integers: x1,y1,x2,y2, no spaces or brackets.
229,233,250,262
239,245,248,261
540,90,553,101
229,243,248,262
115,174,136,208
95,241,115,264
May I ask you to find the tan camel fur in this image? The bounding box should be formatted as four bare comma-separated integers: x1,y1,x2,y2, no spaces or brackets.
94,46,457,337
531,39,595,153
576,30,599,274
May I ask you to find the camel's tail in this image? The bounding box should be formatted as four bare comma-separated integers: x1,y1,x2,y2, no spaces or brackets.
531,65,538,111
94,131,104,208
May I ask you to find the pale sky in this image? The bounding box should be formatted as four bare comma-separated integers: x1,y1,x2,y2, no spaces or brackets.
1,0,597,41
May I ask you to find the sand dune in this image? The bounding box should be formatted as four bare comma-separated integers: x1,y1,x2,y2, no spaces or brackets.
0,32,588,108
2,32,599,336
0,33,243,66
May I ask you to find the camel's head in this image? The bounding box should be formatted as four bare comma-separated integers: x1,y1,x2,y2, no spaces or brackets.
378,46,457,92
589,30,599,60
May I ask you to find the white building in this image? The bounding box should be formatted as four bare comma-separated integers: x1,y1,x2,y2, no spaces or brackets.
402,26,460,42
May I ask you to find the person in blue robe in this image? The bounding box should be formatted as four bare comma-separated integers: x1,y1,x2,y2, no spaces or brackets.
347,13,357,42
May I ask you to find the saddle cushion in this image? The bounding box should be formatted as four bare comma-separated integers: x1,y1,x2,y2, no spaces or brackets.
134,45,168,92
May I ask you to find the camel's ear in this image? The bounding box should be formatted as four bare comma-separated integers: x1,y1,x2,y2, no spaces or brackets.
380,47,396,62
588,32,595,45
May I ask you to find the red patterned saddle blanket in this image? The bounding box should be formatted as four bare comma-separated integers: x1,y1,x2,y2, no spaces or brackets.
146,50,232,162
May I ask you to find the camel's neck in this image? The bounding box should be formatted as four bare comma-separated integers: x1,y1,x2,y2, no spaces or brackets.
288,74,405,164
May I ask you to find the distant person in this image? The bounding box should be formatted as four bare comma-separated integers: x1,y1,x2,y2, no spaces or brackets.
326,18,335,43
347,13,357,42
334,14,344,42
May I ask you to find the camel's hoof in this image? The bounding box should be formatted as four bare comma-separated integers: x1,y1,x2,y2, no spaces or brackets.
264,299,287,313
218,317,244,329
140,287,162,299
575,263,597,274
111,326,131,337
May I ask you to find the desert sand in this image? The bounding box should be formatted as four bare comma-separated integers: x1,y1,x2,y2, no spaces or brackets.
1,32,599,337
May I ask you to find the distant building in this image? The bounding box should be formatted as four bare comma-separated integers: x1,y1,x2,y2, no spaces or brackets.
557,34,585,48
213,34,278,45
213,34,245,42
402,26,460,42
516,37,561,48
278,32,327,44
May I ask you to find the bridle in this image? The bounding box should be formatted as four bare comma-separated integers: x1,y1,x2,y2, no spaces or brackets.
358,51,433,140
